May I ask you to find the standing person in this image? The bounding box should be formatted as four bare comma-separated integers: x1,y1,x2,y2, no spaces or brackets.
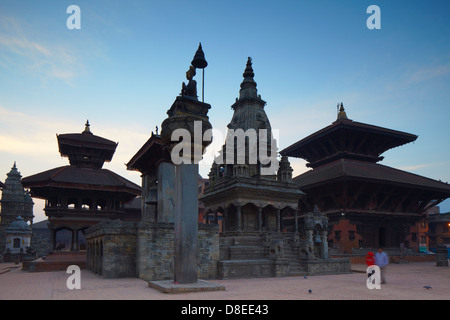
365,251,375,278
375,247,389,284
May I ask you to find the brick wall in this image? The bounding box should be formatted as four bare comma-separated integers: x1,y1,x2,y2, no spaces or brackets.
137,222,219,281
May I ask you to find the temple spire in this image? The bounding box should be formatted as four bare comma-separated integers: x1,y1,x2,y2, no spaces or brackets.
243,57,255,79
239,57,258,99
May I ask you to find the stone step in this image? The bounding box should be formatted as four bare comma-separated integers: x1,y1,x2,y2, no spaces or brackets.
24,251,87,272
228,246,268,260
217,259,274,279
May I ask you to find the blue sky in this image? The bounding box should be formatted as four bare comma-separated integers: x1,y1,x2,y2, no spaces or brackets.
1,0,449,222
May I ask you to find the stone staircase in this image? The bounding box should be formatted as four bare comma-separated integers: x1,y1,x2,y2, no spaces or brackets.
217,233,308,278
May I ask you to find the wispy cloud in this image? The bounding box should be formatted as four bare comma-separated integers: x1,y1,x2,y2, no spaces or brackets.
0,105,150,185
0,14,82,83
398,162,450,173
404,63,450,86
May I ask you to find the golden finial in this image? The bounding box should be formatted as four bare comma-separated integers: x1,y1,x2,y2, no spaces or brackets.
337,102,348,120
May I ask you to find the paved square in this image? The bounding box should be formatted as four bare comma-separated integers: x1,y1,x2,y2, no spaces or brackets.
0,262,448,300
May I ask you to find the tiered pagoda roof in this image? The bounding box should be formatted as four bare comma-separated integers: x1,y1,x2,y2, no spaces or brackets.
281,104,418,168
57,120,118,169
281,105,450,219
22,121,140,200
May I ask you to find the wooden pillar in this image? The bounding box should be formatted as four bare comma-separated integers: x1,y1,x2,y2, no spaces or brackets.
70,229,75,251
73,229,79,251
51,228,56,251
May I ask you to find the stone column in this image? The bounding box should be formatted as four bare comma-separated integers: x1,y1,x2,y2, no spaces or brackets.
258,207,263,232
294,210,298,233
321,230,329,259
223,207,228,232
276,208,281,233
307,229,315,259
174,164,199,284
236,205,242,232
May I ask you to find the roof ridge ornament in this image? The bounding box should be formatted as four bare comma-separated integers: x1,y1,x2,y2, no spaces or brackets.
83,120,93,135
337,102,349,121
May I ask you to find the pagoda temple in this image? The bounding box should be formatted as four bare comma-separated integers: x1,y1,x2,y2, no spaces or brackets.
22,121,141,251
281,104,450,253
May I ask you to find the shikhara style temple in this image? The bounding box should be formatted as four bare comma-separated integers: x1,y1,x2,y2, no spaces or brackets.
22,121,141,251
201,57,303,234
200,58,349,278
281,104,450,253
0,163,34,258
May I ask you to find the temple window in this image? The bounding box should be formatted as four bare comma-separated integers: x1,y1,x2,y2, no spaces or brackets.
334,230,341,241
68,198,78,209
82,199,92,210
348,230,355,241
97,199,106,211
13,238,21,248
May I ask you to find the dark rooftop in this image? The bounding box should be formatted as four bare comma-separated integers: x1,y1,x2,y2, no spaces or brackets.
22,165,141,196
294,158,450,193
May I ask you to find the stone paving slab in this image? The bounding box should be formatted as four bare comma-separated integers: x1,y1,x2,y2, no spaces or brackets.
0,261,448,300
148,279,226,293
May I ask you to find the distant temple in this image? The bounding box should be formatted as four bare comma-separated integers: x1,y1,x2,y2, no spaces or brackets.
0,163,34,256
22,121,141,251
281,103,450,253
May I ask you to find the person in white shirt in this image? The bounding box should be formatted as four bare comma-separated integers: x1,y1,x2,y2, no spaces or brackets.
375,247,389,284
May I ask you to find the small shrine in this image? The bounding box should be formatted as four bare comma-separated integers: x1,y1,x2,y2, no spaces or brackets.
3,216,32,260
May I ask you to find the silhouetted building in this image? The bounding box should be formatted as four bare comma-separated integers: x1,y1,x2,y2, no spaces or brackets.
0,163,34,255
22,121,141,251
281,104,450,253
